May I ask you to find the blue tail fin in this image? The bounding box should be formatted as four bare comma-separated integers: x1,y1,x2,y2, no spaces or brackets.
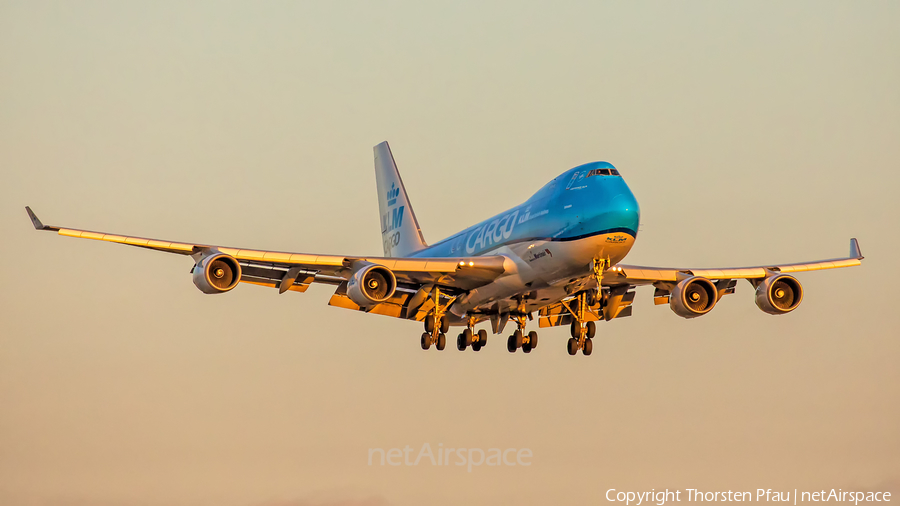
374,142,428,257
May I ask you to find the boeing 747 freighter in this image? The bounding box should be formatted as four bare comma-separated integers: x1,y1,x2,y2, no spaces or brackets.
26,142,863,356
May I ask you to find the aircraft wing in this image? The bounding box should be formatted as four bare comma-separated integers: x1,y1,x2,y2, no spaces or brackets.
535,239,863,328
25,207,510,309
600,238,863,286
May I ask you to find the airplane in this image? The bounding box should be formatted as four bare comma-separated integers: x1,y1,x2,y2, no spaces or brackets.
25,141,864,356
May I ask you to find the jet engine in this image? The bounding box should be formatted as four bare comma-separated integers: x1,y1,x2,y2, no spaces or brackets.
670,276,718,318
347,262,397,307
192,253,242,294
755,274,803,314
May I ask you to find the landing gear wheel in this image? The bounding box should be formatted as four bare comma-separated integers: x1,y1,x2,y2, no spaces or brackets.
513,329,524,348
570,321,581,339
440,315,450,333
523,341,532,353
583,338,593,356
436,333,446,351
585,290,597,307
421,332,432,350
462,328,473,346
477,329,487,346
527,331,538,349
586,321,596,339
567,337,578,356
507,335,516,353
456,333,467,351
472,342,483,352
424,315,435,334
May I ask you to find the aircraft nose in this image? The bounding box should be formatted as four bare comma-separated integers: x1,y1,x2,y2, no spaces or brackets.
609,192,640,235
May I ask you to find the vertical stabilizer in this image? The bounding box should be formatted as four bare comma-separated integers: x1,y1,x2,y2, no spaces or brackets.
374,142,428,257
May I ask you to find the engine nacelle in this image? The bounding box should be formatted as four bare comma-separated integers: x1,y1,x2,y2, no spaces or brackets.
670,276,718,318
192,253,242,294
347,262,397,307
755,274,803,314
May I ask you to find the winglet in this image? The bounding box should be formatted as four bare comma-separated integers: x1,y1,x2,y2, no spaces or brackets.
850,238,863,260
25,206,58,231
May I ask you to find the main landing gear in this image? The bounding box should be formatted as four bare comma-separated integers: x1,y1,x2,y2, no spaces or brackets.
456,314,487,351
420,314,448,350
506,314,538,354
420,286,450,351
563,291,597,356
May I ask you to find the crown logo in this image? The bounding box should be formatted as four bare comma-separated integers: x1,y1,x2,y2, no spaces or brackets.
386,183,400,206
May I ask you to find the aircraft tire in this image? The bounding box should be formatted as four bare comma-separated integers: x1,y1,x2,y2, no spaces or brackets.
523,342,532,353
424,315,435,334
421,332,431,350
477,329,488,346
583,338,593,356
567,338,578,356
440,315,450,333
570,321,581,338
472,342,482,352
457,333,466,351
436,333,446,351
513,330,524,348
527,331,538,349
462,328,473,346
507,336,516,353
586,321,596,339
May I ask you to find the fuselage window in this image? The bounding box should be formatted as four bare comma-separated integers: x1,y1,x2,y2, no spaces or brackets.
450,234,466,253
566,171,587,190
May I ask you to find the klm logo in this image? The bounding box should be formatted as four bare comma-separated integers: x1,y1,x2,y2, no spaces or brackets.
381,206,405,234
386,183,400,207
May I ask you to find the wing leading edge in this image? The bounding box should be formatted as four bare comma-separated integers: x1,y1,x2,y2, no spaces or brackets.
601,238,863,286
24,207,511,294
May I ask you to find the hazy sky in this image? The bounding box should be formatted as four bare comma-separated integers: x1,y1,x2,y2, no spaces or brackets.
1,2,898,506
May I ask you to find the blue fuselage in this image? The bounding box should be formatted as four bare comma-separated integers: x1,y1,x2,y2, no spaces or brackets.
410,162,640,317
412,161,640,259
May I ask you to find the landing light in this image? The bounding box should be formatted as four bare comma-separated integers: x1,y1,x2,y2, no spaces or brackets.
459,261,465,266
468,261,474,267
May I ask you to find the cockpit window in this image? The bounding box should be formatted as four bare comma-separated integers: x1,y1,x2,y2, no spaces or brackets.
587,167,620,177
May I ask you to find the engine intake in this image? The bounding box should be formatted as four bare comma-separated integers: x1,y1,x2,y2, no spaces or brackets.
670,276,718,318
347,262,397,307
755,274,803,314
192,253,242,294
